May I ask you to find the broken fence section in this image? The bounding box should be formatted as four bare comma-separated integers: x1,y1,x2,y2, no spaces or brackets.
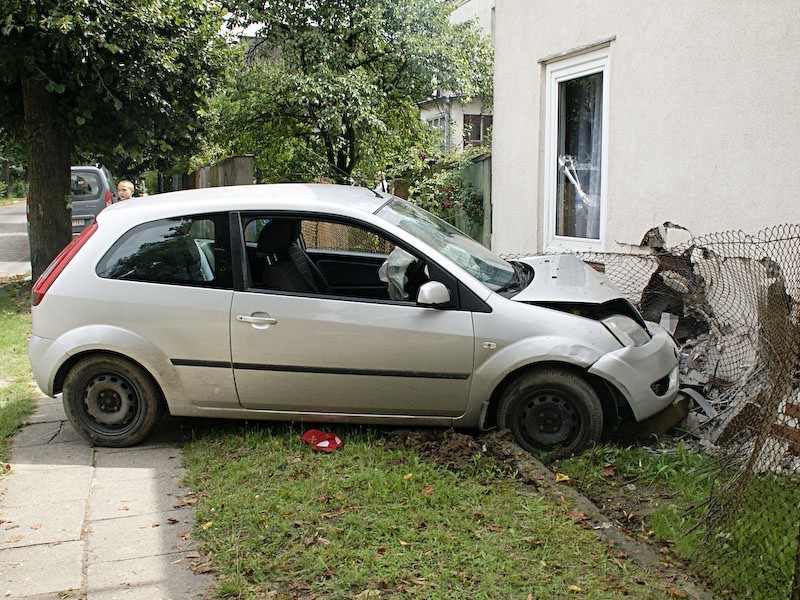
506,223,800,598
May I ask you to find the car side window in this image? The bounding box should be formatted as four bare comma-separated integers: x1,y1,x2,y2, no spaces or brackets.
97,214,232,289
243,215,427,301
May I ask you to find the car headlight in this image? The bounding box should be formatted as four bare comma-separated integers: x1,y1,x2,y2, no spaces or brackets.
602,315,651,348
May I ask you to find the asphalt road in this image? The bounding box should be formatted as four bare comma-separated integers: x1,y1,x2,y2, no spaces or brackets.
0,201,31,278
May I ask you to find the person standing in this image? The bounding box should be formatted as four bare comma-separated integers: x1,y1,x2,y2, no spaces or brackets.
117,179,134,201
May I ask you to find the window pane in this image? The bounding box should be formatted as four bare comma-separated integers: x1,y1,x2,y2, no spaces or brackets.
97,215,231,288
556,72,603,239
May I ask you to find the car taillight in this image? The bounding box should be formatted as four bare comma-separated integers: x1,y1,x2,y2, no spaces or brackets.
31,222,98,307
104,188,113,206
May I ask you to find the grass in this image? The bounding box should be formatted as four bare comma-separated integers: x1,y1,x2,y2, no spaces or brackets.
0,196,25,207
551,441,800,598
183,424,679,599
0,280,37,461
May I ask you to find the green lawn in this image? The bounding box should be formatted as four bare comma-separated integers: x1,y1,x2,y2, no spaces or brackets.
0,281,37,461
183,425,681,599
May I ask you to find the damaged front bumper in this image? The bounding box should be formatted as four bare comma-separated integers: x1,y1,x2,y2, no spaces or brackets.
589,322,680,422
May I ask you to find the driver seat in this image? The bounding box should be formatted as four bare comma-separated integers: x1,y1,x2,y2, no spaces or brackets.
256,219,330,293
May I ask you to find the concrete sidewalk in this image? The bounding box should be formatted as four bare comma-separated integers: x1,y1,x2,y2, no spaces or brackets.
0,396,213,599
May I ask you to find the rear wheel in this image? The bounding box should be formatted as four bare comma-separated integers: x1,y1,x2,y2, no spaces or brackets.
63,355,162,447
498,367,603,456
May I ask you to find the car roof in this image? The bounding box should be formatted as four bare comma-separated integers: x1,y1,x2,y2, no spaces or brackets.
99,184,392,224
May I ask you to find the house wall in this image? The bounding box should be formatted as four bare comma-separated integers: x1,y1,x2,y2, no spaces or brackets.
450,0,494,37
492,0,800,255
420,97,487,151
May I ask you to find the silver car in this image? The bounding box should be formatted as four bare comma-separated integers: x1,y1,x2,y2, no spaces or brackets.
29,184,680,454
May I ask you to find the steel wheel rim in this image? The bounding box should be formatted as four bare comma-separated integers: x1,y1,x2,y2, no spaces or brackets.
82,373,139,433
515,391,581,448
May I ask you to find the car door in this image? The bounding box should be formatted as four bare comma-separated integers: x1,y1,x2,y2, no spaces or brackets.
230,292,474,416
230,215,475,417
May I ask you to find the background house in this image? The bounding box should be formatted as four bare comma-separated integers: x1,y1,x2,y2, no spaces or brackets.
491,0,800,256
419,0,495,152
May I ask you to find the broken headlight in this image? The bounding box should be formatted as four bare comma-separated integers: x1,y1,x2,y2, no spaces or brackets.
601,314,651,348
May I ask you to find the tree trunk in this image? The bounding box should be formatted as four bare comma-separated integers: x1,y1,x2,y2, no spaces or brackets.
2,160,9,198
22,78,71,281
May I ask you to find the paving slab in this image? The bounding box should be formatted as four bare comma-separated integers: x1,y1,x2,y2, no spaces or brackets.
0,498,85,549
0,398,213,599
0,540,83,597
87,552,208,600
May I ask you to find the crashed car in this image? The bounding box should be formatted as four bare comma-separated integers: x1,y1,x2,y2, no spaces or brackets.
28,184,680,453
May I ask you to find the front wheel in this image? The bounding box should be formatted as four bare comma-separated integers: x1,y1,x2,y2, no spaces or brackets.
63,355,162,447
498,367,603,456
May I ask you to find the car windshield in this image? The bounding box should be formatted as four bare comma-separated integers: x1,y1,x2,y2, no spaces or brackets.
377,197,517,290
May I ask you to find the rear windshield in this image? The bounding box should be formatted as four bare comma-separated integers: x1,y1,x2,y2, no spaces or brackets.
71,172,102,200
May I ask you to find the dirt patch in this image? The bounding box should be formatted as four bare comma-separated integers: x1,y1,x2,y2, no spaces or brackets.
383,428,487,472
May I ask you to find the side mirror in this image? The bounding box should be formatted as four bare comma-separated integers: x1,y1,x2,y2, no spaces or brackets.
416,281,451,307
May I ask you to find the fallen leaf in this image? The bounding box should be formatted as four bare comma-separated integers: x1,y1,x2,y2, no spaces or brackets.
152,522,160,528
601,463,617,477
399,540,410,547
555,473,571,483
288,581,312,591
6,535,23,542
402,473,413,480
316,537,331,547
119,506,130,511
486,524,503,532
30,524,42,530
167,518,179,524
569,584,583,593
179,531,191,540
201,521,213,531
567,510,591,525
192,562,212,574
185,552,202,559
422,485,434,497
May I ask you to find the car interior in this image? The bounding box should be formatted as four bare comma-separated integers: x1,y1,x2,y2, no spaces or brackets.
243,216,429,301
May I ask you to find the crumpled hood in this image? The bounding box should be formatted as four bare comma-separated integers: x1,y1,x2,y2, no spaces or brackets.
512,255,623,304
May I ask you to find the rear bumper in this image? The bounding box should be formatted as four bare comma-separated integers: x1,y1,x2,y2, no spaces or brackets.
28,334,64,397
588,322,680,422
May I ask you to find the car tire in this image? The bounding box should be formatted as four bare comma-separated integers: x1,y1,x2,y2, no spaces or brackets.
63,355,162,447
498,367,603,456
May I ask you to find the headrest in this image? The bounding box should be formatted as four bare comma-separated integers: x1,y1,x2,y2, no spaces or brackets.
256,219,300,255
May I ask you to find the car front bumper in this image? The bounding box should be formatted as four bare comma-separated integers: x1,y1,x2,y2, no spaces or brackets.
588,322,680,422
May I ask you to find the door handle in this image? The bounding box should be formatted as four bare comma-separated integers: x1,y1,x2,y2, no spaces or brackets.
236,314,278,325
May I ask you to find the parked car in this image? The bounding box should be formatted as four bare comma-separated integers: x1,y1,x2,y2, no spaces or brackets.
70,165,119,235
28,184,680,453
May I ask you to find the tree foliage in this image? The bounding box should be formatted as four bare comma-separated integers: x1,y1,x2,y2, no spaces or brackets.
203,0,493,183
0,0,231,277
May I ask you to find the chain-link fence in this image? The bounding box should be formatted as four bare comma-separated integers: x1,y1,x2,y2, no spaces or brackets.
509,224,800,598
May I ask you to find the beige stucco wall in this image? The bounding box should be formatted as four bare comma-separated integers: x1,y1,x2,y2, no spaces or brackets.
492,0,800,255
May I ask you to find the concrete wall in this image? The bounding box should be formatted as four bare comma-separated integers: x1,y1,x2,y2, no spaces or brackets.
492,0,800,255
182,155,255,190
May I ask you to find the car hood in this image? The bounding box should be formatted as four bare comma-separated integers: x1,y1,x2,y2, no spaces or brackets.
511,255,623,304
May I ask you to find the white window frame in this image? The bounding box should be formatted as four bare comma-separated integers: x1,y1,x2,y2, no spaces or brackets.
543,47,610,253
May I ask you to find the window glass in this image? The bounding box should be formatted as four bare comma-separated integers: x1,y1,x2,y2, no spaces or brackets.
463,114,493,147
556,72,603,239
70,172,102,199
97,214,232,288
